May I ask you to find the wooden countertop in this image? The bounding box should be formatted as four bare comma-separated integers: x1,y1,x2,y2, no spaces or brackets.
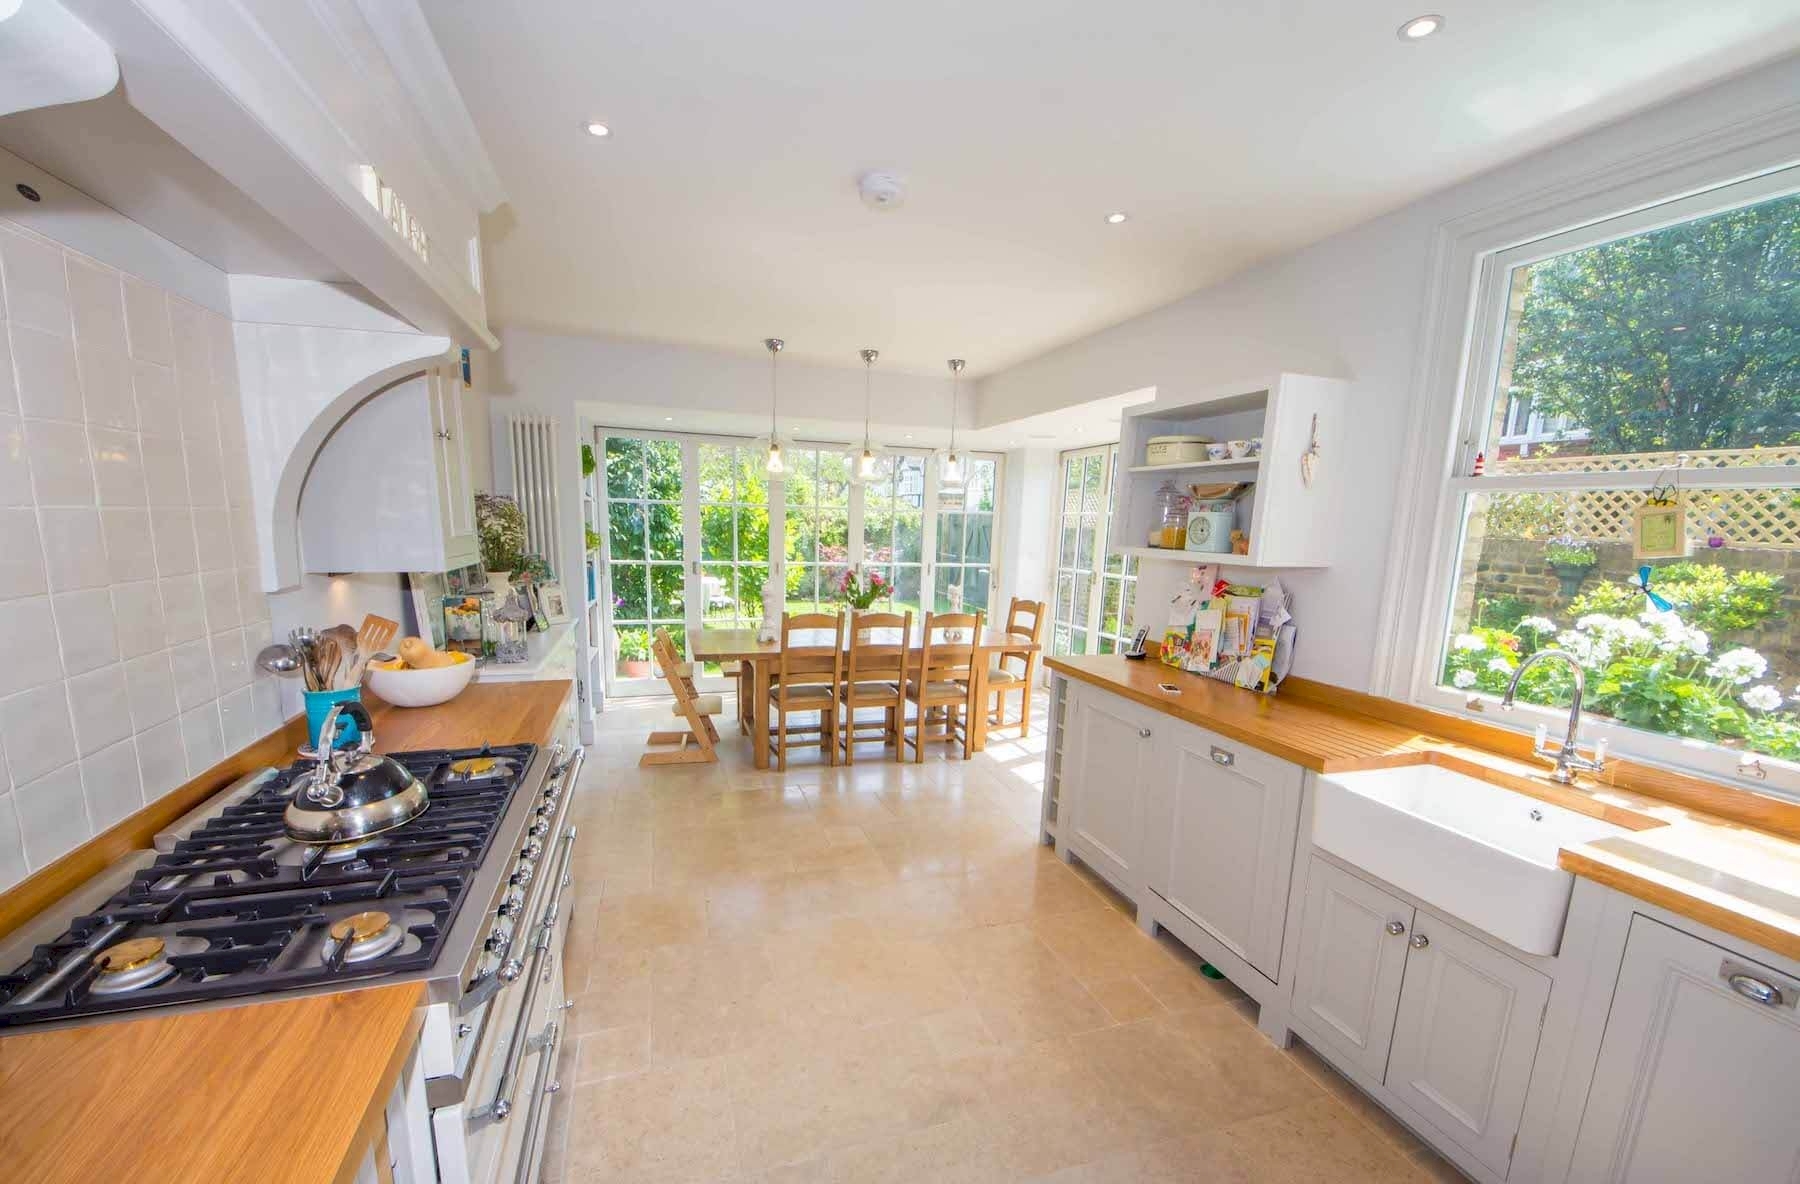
0,678,572,1184
0,983,424,1184
1049,655,1800,961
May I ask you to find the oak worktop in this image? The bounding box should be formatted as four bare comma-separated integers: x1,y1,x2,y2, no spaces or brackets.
1048,655,1800,961
0,678,573,1184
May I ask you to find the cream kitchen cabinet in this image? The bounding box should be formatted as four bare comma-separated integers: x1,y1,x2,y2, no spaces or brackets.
299,357,480,574
1564,915,1800,1183
1144,723,1303,981
1060,683,1161,895
1289,855,1549,1179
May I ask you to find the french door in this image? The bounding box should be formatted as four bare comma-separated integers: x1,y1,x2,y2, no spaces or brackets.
1050,444,1137,656
597,430,1002,697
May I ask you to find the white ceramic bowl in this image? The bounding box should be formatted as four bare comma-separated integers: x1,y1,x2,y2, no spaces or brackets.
366,651,476,707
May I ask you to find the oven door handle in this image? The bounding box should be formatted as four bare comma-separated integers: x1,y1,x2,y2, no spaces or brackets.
471,820,578,1125
513,1020,562,1184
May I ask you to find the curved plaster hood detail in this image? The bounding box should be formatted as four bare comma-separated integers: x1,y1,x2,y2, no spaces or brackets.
234,320,451,590
0,0,117,119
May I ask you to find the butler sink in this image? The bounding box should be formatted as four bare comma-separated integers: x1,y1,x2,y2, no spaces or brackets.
1313,763,1630,955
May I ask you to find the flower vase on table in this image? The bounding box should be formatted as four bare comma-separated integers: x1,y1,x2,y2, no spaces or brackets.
945,584,965,642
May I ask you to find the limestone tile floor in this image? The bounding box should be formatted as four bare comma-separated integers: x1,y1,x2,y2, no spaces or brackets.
540,695,1469,1183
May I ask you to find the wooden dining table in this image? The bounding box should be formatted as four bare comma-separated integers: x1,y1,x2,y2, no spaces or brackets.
690,624,1041,770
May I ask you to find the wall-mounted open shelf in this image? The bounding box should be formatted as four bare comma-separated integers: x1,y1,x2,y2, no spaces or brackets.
1112,545,1325,569
1125,457,1260,476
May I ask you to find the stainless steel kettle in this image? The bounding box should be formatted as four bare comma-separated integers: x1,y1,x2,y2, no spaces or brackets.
283,701,430,843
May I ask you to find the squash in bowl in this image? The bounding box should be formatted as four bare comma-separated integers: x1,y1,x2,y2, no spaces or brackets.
366,650,476,707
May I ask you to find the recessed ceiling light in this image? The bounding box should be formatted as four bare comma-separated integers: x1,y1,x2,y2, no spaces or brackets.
1105,212,1128,225
663,415,673,421
1397,13,1444,40
586,121,611,137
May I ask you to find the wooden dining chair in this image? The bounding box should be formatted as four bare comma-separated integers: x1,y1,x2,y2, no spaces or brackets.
977,597,1046,738
903,610,985,762
768,611,845,770
640,629,722,767
839,610,911,765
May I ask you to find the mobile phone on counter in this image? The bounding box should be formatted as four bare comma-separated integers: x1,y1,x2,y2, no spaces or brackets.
1158,682,1180,694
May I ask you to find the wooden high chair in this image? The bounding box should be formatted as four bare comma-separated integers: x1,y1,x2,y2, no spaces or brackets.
768,611,845,770
640,629,723,767
903,610,984,762
838,610,911,765
976,597,1045,738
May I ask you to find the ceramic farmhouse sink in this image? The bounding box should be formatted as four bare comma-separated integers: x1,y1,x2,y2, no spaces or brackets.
1313,764,1630,955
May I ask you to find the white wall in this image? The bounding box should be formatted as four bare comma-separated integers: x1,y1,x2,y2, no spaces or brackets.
976,54,1800,692
994,447,1058,617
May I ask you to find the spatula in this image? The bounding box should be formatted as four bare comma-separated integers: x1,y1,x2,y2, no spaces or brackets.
354,614,400,683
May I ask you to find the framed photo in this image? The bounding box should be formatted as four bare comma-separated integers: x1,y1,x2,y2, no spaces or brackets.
404,571,450,648
538,581,571,624
528,582,551,632
1633,500,1687,560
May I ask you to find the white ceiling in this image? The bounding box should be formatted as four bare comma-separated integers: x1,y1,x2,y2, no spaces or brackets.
426,1,1800,378
0,87,347,282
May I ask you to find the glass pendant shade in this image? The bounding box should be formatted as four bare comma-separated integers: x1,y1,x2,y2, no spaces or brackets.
858,447,877,479
763,337,785,475
941,358,967,488
942,451,963,485
766,440,784,474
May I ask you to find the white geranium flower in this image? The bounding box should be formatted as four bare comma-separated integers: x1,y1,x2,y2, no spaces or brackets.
1452,633,1487,653
1516,617,1555,633
1706,647,1767,685
1639,610,1708,658
1487,657,1514,674
1452,669,1478,689
1743,685,1783,712
1558,630,1611,669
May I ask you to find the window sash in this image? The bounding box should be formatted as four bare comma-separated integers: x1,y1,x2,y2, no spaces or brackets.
1410,164,1800,796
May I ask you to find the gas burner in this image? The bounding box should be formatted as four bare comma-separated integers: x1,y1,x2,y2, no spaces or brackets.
445,755,519,784
325,910,405,964
91,938,176,995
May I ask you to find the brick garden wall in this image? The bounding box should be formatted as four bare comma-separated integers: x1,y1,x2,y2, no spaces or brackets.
1470,540,1800,683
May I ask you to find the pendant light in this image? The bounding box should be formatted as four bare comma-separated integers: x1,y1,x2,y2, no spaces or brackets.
763,337,785,474
857,348,880,481
941,358,967,487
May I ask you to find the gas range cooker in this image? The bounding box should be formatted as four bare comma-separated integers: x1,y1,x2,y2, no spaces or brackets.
0,742,544,1030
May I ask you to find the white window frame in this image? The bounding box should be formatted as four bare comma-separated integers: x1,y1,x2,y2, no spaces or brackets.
1391,162,1800,797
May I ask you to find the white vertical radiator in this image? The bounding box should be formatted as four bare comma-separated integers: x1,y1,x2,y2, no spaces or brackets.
507,415,562,563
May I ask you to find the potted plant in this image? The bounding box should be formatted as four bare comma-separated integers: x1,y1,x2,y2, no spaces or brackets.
837,566,888,611
1544,536,1597,599
615,626,652,678
475,493,528,600
581,443,596,480
584,524,601,554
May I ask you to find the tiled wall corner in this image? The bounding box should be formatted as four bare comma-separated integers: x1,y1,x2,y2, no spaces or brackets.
0,220,280,889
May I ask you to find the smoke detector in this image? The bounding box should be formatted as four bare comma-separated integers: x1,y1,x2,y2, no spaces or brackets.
857,171,906,211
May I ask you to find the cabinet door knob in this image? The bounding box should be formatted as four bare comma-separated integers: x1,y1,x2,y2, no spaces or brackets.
1210,746,1234,767
1385,920,1406,936
1410,933,1430,950
1138,728,1152,739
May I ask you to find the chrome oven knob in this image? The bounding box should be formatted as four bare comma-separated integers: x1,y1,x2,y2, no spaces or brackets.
497,895,524,918
521,841,544,862
511,865,534,888
499,957,525,983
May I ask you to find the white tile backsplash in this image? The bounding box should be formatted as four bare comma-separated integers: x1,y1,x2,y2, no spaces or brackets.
0,507,46,599
0,227,71,335
178,704,224,773
41,507,108,591
135,718,187,799
0,596,63,696
13,764,89,868
100,507,157,583
10,323,83,421
0,222,276,890
1,684,77,785
67,664,132,756
51,587,120,675
22,417,95,505
81,737,143,831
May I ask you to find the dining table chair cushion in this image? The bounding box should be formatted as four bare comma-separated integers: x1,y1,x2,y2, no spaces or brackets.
907,679,968,700
675,693,724,716
770,683,836,704
981,668,1022,684
843,680,900,697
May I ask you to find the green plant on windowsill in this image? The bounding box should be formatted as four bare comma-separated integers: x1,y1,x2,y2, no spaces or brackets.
615,626,651,662
581,443,596,479
585,524,601,554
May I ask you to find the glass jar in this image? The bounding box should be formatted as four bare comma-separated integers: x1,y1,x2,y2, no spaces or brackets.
1150,480,1191,549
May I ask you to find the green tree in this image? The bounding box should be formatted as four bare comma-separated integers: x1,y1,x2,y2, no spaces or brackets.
1510,192,1800,454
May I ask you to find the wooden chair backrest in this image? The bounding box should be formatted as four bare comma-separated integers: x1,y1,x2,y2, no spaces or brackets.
918,611,984,683
998,598,1046,676
846,610,911,687
777,611,845,688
